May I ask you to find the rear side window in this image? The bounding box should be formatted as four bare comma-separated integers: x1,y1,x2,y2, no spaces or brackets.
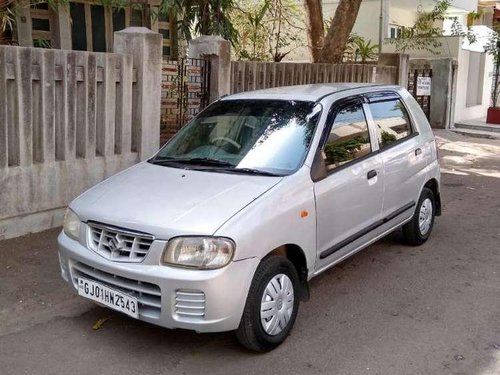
323,103,371,170
368,99,412,149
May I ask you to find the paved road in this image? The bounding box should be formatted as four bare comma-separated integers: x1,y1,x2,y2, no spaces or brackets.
1,130,499,375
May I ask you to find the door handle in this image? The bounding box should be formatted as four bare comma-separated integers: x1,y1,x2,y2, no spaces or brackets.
415,148,422,156
367,169,377,179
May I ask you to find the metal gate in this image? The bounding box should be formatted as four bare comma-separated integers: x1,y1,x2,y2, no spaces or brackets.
161,58,211,144
407,69,432,120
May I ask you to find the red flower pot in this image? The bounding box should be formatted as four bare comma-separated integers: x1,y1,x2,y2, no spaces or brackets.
486,107,500,124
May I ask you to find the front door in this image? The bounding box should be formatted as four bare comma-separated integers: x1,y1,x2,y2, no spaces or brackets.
314,98,384,272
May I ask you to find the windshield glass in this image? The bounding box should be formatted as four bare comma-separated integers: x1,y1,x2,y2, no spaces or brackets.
153,100,321,176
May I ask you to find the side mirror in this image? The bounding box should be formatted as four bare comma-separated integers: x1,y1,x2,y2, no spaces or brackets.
310,147,327,182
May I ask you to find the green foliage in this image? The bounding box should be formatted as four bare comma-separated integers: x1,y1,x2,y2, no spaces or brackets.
158,0,238,46
485,30,500,65
232,0,303,61
33,38,51,48
324,136,367,166
232,0,270,60
380,131,397,148
466,10,483,27
450,17,477,44
387,0,451,54
387,0,478,54
353,38,379,63
342,32,361,62
340,34,379,63
1,0,15,39
485,29,500,107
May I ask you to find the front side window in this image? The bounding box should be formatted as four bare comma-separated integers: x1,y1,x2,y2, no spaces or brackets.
368,99,413,149
323,103,371,170
152,100,321,176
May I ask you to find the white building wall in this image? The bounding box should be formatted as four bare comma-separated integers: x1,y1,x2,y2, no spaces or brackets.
450,0,478,12
454,47,494,122
382,36,462,58
389,6,418,28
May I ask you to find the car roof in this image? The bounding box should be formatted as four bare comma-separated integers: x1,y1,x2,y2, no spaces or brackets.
222,83,401,102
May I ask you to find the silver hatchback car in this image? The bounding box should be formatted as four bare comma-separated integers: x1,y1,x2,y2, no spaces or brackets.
58,83,441,351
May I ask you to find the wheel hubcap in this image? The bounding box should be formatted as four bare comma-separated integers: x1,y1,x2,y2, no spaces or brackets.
260,273,294,336
419,198,433,236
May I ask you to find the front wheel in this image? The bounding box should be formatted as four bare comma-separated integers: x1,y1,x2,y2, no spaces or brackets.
403,187,436,246
236,256,300,352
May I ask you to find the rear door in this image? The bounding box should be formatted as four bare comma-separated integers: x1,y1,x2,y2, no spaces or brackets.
314,97,384,271
365,92,428,222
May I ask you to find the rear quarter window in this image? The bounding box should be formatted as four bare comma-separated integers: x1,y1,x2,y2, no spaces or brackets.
368,99,413,149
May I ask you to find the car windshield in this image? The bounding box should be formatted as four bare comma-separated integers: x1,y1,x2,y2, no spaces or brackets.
151,99,322,176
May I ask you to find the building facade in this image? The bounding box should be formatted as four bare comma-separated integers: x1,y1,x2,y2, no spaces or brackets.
13,0,177,58
313,0,495,125
320,0,479,48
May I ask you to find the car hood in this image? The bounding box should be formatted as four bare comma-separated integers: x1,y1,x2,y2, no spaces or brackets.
71,162,282,239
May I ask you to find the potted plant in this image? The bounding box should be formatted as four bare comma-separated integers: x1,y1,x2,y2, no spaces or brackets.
485,31,500,124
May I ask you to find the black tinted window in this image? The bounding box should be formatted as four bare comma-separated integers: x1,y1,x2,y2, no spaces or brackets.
323,103,371,170
369,99,412,149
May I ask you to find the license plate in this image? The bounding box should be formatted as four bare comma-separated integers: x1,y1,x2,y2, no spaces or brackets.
78,277,139,319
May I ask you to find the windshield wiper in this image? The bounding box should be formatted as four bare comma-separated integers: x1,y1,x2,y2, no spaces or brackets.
149,157,235,167
215,167,282,177
149,158,281,176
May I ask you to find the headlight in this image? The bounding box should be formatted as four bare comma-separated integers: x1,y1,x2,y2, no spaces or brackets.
162,237,235,269
63,208,81,240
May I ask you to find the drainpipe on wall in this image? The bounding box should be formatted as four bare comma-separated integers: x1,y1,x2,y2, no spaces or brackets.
379,0,384,53
378,0,388,54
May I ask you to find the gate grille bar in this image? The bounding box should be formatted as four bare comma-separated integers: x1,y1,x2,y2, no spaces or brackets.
160,57,211,145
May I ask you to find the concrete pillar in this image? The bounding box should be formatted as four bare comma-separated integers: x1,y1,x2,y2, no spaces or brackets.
429,58,454,129
397,54,410,88
113,27,162,160
14,1,33,47
378,52,410,87
188,36,231,103
54,4,72,49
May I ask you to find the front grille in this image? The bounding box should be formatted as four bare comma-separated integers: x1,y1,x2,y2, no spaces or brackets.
71,262,162,319
175,290,205,318
88,222,154,262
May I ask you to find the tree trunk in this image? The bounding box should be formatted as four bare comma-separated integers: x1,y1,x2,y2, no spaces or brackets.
199,1,211,35
304,0,324,63
318,0,363,63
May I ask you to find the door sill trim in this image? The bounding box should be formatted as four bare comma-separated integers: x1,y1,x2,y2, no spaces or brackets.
319,201,415,260
313,216,413,277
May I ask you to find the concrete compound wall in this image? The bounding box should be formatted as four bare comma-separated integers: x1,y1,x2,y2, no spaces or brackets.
0,27,162,240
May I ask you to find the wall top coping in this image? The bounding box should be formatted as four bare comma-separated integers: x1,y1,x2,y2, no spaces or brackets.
115,27,157,35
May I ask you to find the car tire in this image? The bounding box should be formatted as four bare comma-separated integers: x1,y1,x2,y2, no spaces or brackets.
403,187,436,246
236,256,300,352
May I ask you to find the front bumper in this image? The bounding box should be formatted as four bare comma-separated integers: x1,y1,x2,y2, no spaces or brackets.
57,231,259,333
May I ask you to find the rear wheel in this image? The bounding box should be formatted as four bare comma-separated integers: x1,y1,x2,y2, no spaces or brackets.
403,187,436,246
236,256,300,352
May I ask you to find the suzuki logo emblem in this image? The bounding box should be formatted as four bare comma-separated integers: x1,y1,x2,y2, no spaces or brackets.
108,236,125,253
